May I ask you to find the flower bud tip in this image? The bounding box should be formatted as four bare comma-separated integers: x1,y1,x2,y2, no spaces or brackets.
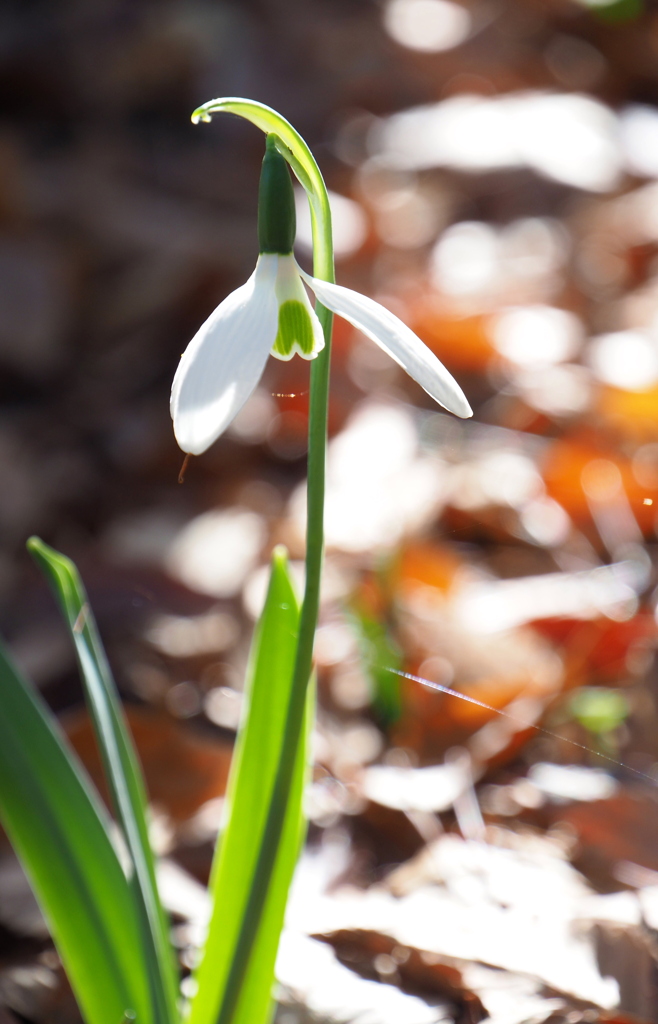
191,108,212,125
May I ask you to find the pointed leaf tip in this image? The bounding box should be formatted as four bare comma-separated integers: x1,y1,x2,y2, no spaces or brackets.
26,537,75,589
271,543,289,566
27,536,60,559
269,545,296,596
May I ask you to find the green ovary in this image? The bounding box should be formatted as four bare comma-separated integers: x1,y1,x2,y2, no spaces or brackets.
272,300,315,358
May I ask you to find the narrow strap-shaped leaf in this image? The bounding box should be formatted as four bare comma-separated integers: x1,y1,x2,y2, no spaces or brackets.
0,640,153,1024
187,546,307,1024
28,538,179,1024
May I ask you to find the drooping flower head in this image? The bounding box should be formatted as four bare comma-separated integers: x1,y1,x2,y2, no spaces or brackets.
171,135,471,455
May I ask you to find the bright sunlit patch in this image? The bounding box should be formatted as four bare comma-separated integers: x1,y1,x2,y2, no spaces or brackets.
430,217,568,301
372,186,444,249
454,560,646,634
513,364,592,417
362,761,467,813
620,105,658,178
373,91,621,191
373,94,517,172
447,449,544,512
166,507,266,597
520,496,572,547
294,188,368,259
528,763,617,803
588,330,658,391
500,218,569,281
145,610,238,658
277,932,440,1024
314,622,357,666
491,306,583,367
475,451,544,509
204,687,243,730
519,93,620,192
383,0,471,53
290,403,447,552
431,221,498,296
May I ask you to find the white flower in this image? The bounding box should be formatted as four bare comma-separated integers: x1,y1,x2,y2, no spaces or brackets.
171,252,472,455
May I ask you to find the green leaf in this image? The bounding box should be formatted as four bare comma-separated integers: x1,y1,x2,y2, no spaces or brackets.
188,546,308,1024
570,687,629,736
349,605,403,727
0,640,153,1024
589,0,642,23
27,537,179,1024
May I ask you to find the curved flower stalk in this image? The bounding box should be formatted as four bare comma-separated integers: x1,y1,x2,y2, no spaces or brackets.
171,138,471,455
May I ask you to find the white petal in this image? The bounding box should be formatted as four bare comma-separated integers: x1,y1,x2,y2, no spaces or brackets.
301,270,472,418
171,255,279,454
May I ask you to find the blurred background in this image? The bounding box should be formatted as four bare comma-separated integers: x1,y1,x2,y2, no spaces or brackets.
6,0,658,1022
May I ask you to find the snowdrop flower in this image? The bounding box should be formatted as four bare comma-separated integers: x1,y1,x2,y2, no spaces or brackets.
171,136,472,455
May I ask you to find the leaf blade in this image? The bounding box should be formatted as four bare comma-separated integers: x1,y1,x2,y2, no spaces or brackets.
230,680,312,1024
27,537,179,1024
0,640,153,1024
188,546,307,1024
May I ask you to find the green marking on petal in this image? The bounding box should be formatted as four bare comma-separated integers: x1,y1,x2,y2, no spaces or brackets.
271,300,316,359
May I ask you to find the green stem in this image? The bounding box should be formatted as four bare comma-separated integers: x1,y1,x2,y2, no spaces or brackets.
191,99,335,1024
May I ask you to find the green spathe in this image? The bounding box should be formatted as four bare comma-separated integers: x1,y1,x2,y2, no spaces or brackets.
272,299,316,358
258,134,296,255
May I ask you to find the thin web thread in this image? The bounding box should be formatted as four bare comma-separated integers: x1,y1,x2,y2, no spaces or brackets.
385,666,658,787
